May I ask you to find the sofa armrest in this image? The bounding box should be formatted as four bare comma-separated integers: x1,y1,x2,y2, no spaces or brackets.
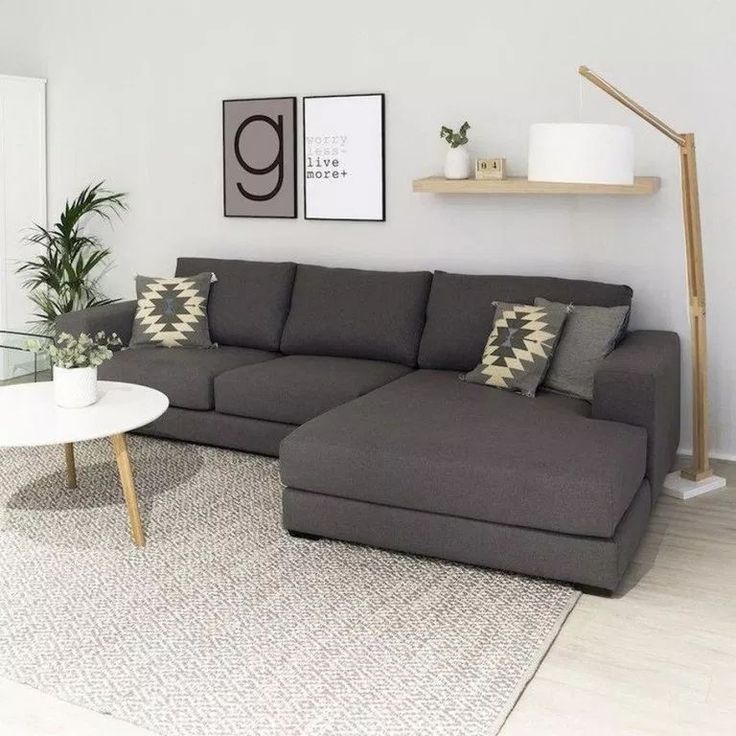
592,330,680,501
55,300,137,347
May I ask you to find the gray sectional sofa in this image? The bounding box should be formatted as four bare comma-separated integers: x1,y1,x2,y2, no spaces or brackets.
57,257,680,592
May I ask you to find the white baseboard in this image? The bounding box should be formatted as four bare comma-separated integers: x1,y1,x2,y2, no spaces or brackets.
677,448,736,464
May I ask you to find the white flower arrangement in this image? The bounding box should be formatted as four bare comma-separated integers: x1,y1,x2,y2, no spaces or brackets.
27,331,121,369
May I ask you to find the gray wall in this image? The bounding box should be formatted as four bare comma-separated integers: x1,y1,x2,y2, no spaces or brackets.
1,0,734,457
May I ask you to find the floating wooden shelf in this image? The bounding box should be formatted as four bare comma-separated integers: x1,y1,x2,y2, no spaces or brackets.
412,176,660,195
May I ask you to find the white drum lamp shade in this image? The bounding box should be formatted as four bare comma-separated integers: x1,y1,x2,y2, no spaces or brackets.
528,123,634,185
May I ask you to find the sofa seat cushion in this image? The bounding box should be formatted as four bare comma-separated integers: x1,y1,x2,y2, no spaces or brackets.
280,370,647,538
215,355,412,425
99,346,277,411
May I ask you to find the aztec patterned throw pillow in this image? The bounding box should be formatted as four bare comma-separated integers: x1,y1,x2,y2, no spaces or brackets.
462,301,569,396
130,272,215,349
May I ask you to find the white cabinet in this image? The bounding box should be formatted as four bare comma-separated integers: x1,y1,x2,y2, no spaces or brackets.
0,75,46,379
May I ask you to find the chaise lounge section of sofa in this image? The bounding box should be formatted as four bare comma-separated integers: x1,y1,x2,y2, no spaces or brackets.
57,258,680,591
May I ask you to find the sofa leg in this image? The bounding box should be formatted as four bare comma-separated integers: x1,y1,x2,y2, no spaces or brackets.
576,583,615,598
287,529,322,541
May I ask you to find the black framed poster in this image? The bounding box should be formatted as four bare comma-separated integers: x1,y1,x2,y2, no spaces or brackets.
223,96,297,218
303,93,385,221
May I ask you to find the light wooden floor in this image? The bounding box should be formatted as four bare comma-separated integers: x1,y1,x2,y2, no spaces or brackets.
504,458,736,735
1,462,734,735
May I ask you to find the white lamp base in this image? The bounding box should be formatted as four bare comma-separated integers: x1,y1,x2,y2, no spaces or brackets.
662,470,727,500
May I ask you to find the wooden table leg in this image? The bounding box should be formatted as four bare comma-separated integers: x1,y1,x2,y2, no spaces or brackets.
110,433,145,547
64,443,78,489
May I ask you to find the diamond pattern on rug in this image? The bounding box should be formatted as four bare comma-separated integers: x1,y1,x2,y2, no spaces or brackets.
0,438,579,736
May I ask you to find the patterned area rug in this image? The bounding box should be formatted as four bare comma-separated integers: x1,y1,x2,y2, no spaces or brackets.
0,437,579,735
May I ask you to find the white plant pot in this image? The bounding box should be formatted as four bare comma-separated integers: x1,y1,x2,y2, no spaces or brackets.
444,146,471,179
53,366,98,409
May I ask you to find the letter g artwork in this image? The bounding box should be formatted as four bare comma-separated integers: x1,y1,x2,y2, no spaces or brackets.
223,97,297,218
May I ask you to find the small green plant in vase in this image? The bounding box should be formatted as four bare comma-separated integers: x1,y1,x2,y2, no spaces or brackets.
440,121,471,180
27,331,121,408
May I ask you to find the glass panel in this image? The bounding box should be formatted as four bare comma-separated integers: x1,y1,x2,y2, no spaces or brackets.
0,330,53,384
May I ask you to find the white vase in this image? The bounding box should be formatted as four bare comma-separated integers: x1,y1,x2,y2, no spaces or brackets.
53,366,98,408
444,146,471,179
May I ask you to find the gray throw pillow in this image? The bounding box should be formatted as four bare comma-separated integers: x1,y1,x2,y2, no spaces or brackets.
463,301,569,397
130,272,215,349
535,297,630,401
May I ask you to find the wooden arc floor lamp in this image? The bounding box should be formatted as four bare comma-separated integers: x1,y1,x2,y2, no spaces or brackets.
578,66,726,499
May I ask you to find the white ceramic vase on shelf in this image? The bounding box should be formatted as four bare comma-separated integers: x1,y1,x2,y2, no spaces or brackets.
444,146,471,179
53,366,98,409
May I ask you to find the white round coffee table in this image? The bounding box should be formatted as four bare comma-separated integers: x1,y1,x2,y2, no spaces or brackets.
0,381,169,547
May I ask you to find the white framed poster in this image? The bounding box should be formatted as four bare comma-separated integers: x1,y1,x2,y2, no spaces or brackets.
303,93,385,221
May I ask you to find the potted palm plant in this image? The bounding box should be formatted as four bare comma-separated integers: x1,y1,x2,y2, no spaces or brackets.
17,182,127,328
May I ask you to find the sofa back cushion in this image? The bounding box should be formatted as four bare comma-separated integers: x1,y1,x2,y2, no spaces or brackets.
280,264,432,366
419,271,633,371
176,257,295,350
